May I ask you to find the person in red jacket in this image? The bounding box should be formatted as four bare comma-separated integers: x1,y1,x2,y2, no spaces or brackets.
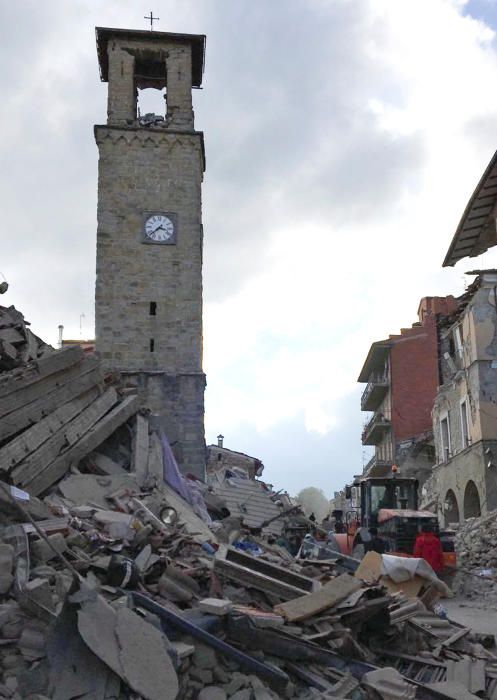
413,523,444,574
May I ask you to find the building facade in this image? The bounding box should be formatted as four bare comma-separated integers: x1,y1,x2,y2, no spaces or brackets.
93,27,207,478
431,271,497,525
206,436,264,481
358,296,457,484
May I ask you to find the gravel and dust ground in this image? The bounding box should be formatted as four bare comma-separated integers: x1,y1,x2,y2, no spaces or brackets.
444,596,497,635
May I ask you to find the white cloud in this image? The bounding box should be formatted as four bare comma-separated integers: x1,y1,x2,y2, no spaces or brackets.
2,0,497,493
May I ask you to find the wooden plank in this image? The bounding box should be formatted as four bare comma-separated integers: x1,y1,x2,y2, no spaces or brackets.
25,395,140,495
0,345,83,399
214,557,313,601
12,388,118,486
0,385,101,473
89,452,127,475
131,414,149,486
0,361,102,443
0,353,96,417
354,551,382,583
273,574,362,622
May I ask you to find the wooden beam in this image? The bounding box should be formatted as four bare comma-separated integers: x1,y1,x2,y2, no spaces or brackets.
0,345,83,400
0,386,101,473
0,361,102,443
0,352,93,417
273,574,362,622
12,388,119,487
131,414,149,486
25,395,140,495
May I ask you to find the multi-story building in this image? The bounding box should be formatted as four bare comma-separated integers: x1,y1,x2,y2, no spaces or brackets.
358,296,456,484
432,271,497,525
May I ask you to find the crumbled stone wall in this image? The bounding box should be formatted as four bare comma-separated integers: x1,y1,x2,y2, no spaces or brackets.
207,447,262,479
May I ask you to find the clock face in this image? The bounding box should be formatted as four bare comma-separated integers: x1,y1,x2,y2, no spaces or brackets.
144,214,175,242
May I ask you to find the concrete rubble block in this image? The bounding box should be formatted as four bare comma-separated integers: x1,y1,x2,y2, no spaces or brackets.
224,673,250,695
197,687,227,700
0,573,14,595
30,534,67,563
58,473,140,508
198,598,232,616
192,641,218,669
170,641,195,659
159,572,195,603
0,543,14,572
190,666,213,684
77,594,179,700
93,509,136,540
20,578,55,617
18,619,48,660
229,691,252,700
362,667,416,699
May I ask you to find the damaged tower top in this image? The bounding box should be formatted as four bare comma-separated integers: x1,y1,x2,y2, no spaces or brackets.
95,26,205,128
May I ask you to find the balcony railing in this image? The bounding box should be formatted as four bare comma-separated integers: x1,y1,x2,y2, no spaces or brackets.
361,372,390,411
363,455,393,476
362,412,391,445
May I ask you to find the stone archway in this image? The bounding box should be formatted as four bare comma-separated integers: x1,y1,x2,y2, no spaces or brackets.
464,480,481,519
444,489,460,527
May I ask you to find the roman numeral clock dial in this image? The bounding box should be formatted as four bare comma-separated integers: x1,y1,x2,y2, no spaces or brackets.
142,213,177,244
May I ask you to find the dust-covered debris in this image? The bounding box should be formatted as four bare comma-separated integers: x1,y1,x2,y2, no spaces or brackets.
0,311,495,700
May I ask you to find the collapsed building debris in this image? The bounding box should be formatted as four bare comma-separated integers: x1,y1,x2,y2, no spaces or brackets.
0,307,496,700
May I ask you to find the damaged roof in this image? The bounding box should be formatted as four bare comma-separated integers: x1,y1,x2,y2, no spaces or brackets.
210,476,285,536
357,341,391,383
443,150,497,267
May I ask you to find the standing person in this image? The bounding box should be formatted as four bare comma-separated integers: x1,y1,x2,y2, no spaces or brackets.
363,527,388,554
413,523,444,574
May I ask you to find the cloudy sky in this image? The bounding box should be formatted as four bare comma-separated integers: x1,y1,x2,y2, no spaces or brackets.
2,0,497,497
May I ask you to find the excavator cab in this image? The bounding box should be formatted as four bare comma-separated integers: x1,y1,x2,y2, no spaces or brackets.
338,476,445,559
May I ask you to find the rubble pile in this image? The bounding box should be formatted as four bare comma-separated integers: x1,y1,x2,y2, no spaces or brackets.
454,510,497,604
0,307,496,700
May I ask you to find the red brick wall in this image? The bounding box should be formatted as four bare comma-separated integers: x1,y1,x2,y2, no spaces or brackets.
390,315,439,441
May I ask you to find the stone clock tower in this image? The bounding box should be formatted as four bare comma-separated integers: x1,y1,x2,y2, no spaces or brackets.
94,27,206,478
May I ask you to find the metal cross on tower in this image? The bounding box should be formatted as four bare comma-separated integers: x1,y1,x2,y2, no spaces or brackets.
144,11,159,30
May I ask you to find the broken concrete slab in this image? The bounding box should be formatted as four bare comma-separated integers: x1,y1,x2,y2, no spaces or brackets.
57,473,140,508
115,606,178,700
362,668,416,699
197,687,227,700
77,594,179,700
274,574,362,623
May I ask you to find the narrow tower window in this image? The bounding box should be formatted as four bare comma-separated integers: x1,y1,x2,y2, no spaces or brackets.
150,338,155,352
149,301,157,316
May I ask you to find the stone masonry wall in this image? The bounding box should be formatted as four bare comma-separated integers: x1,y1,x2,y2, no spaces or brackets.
94,126,205,478
95,127,204,375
